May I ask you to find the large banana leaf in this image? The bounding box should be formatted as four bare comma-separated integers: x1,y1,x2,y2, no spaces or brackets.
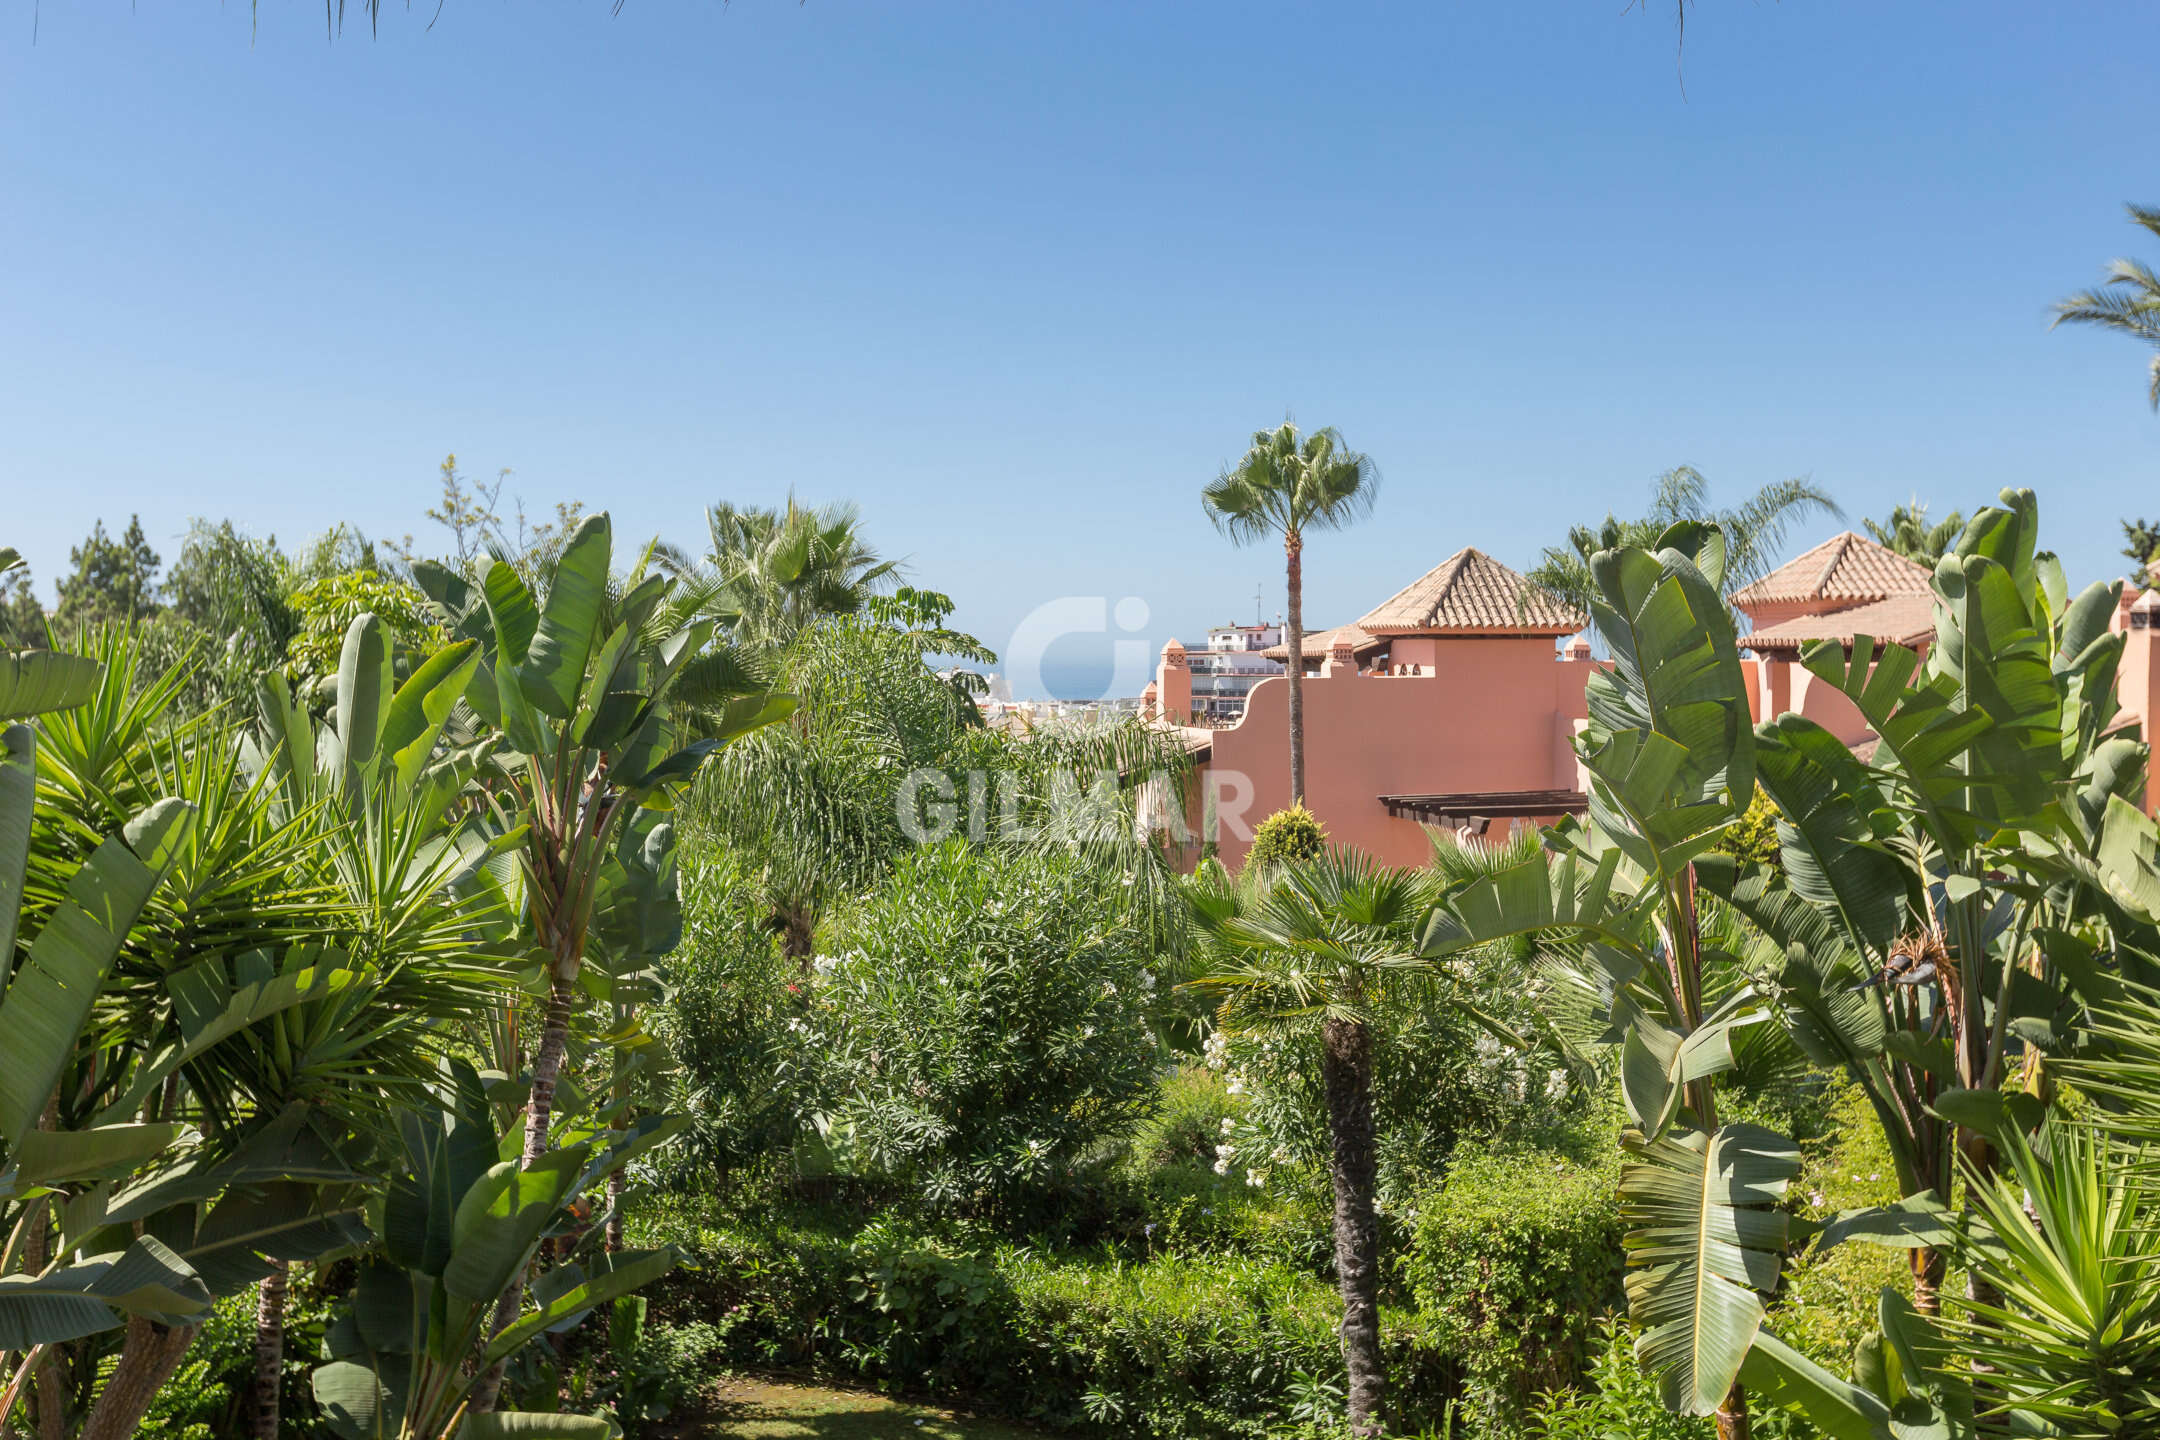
1798,638,1991,852
7,1123,185,1189
0,1233,210,1348
1929,551,2059,826
335,612,395,779
0,796,194,1153
1620,1121,1800,1415
0,649,103,719
1750,715,1905,957
0,723,35,986
482,1247,674,1363
521,512,611,720
440,1148,587,1304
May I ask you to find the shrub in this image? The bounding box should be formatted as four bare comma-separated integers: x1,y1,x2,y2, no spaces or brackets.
655,844,809,1177
1402,1146,1624,1431
797,842,1162,1221
629,1193,1453,1438
1248,806,1328,869
1712,791,1782,871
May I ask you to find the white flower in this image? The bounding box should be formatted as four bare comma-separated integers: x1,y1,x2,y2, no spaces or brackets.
1212,1158,1231,1176
1219,1117,1236,1135
1225,1077,1246,1096
1244,1168,1267,1188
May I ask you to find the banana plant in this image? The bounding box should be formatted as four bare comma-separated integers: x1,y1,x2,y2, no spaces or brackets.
1422,522,1808,1439
310,1059,681,1440
413,514,787,1412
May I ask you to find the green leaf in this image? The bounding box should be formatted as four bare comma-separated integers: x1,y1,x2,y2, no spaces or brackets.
1751,715,1904,956
380,638,482,800
1738,1329,1897,1440
10,1124,183,1186
0,649,102,719
482,1247,674,1363
1809,1193,1958,1258
1621,1122,1800,1416
0,797,194,1154
441,1149,585,1303
0,1234,211,1348
522,512,612,721
313,1359,407,1440
335,614,394,778
0,723,34,990
483,561,540,667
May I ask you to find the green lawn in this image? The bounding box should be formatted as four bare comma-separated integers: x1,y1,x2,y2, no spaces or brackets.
684,1377,1050,1439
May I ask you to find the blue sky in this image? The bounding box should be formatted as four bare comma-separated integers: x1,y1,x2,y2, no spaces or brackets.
4,1,2156,696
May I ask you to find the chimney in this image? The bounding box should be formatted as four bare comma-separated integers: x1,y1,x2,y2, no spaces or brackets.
1323,633,1358,677
1156,640,1191,722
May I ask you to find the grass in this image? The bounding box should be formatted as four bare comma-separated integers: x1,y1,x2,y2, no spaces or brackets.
686,1377,1051,1439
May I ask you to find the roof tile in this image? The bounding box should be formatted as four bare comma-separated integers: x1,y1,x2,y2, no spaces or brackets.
1740,593,1937,652
1730,531,1933,609
1353,548,1585,634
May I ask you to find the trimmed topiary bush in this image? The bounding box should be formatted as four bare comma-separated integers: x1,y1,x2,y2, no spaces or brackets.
1247,805,1328,870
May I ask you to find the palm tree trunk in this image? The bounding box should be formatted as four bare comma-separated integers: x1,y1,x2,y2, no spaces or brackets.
1715,1385,1753,1440
77,1318,198,1440
1285,532,1306,806
606,1169,627,1253
252,1263,289,1440
1910,1245,1944,1319
1319,1016,1384,1439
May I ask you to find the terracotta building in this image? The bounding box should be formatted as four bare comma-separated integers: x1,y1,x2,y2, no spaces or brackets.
1147,532,2160,871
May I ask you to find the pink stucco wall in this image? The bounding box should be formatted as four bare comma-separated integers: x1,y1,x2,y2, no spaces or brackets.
1182,638,1594,870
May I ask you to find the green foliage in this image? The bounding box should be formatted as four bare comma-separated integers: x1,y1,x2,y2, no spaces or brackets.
795,843,1161,1219
628,1195,1454,1439
1402,1146,1625,1430
285,568,443,687
1529,1318,1717,1440
1712,790,1783,871
2122,516,2160,578
1247,804,1328,870
1861,502,1963,568
52,513,162,631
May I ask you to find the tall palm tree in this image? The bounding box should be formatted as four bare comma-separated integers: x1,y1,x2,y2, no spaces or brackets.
1526,466,1839,631
1201,424,1379,804
1184,849,1437,1440
2052,203,2160,409
660,496,900,652
1862,499,1964,568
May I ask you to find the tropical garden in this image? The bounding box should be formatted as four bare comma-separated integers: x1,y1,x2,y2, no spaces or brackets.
5,440,2160,1440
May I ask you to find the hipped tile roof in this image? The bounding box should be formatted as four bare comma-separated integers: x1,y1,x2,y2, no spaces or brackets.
1260,624,1379,662
1741,593,1937,652
1729,532,1933,610
1353,548,1585,635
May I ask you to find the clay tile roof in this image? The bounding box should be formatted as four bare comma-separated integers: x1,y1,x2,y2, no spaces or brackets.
1729,531,1933,610
1260,623,1377,662
1353,548,1586,635
1740,593,1937,653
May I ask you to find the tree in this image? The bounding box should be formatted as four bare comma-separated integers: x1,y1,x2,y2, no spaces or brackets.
1526,467,1839,630
53,515,162,632
660,496,900,653
411,512,790,1412
1202,423,1379,804
1862,500,1964,568
0,549,47,649
2121,516,2160,583
1185,849,1442,1440
2051,203,2160,409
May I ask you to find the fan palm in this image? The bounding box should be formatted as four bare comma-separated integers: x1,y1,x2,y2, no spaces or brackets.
659,496,899,653
1526,467,1840,631
1201,423,1379,803
2051,203,2160,409
1184,848,1436,1440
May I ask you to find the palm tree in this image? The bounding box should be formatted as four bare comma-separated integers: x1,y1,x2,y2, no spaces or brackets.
660,496,900,653
2052,203,2160,409
1862,499,1964,568
1184,849,1437,1440
1202,424,1379,804
1526,466,1840,630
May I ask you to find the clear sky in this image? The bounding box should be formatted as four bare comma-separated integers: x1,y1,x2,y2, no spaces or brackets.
4,2,2156,696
